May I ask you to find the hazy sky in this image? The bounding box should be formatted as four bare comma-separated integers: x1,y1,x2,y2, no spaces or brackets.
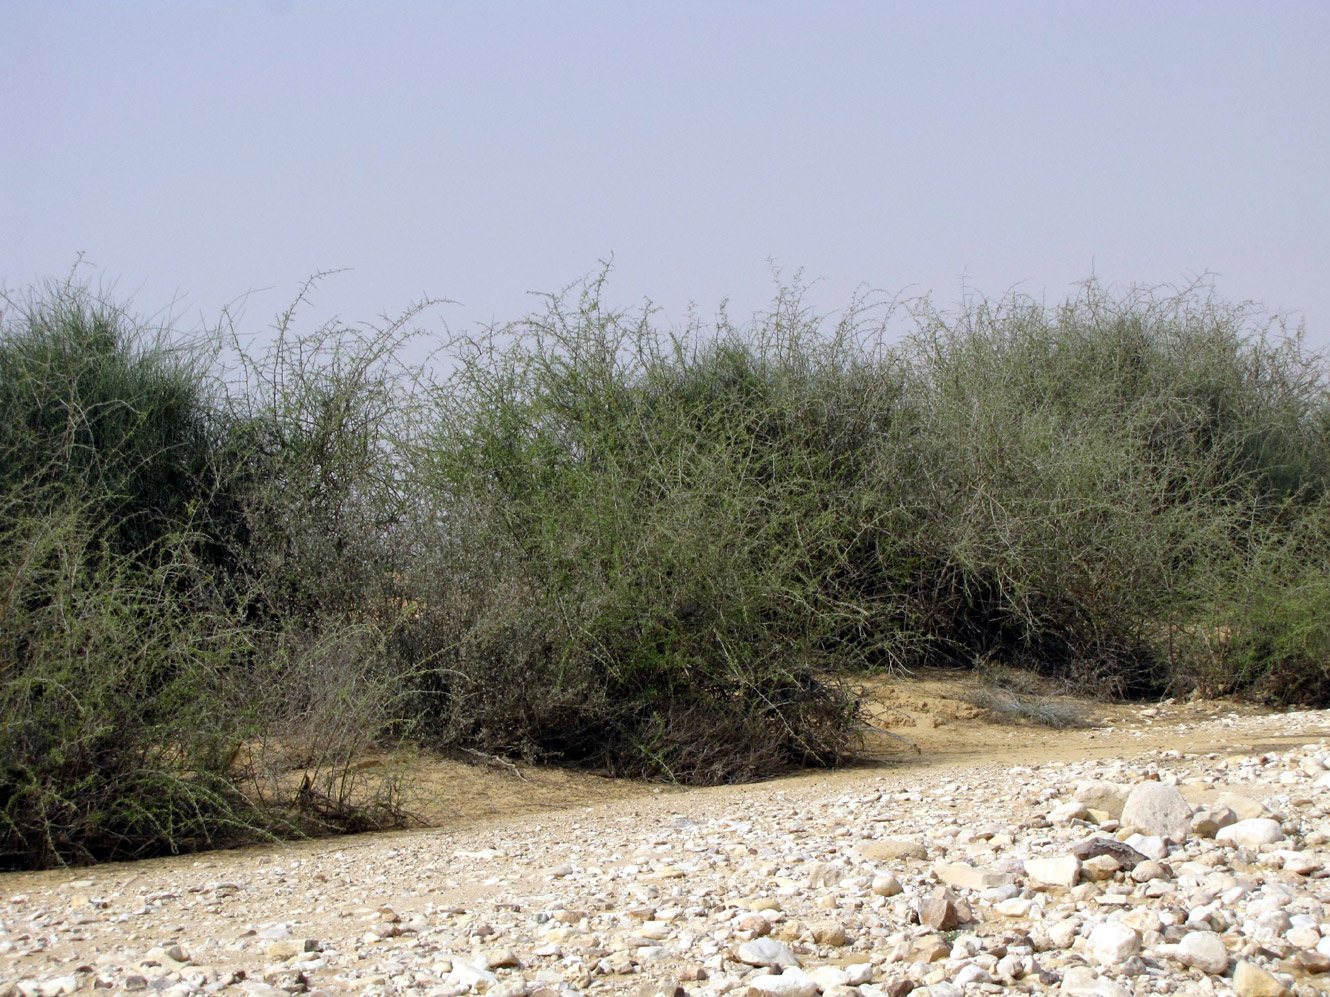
4,2,1328,349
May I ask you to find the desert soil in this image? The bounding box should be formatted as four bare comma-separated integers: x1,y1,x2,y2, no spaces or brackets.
4,671,1330,997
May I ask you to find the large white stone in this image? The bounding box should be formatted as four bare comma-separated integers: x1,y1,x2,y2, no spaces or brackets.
1216,818,1285,850
1176,930,1229,974
1060,966,1129,997
933,862,1015,891
1074,780,1130,818
1025,855,1081,891
1087,920,1140,966
737,937,801,968
746,968,818,997
1120,782,1192,840
448,959,498,992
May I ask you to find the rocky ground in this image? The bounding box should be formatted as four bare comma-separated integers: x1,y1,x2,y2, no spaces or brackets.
5,681,1330,997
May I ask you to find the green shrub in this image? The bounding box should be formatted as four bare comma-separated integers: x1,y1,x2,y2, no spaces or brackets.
877,281,1329,693
422,278,877,781
0,280,223,560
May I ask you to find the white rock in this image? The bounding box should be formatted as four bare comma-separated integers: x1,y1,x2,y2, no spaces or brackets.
1060,965,1129,997
807,965,848,991
1120,782,1192,840
1074,781,1130,818
737,937,800,968
1025,855,1081,891
448,958,499,991
952,964,992,986
1123,834,1168,861
933,862,1014,891
1216,818,1285,849
1087,920,1140,965
1176,930,1229,974
843,963,873,986
745,968,818,997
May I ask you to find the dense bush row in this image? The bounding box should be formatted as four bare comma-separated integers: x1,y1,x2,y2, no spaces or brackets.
1,270,1326,867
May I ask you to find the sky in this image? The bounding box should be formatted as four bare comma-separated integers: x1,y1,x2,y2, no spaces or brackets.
4,2,1328,352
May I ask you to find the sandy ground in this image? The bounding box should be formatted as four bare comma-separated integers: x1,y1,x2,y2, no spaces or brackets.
387,670,1330,833
4,669,1325,891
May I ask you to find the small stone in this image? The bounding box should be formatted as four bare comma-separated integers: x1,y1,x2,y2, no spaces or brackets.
1087,921,1140,965
952,964,992,986
1176,931,1229,974
860,839,928,862
1231,959,1291,997
487,948,521,969
933,862,1014,892
745,967,818,997
871,874,903,897
1216,794,1270,821
810,921,847,946
1025,855,1080,891
1217,818,1286,849
736,938,800,969
908,935,951,963
1081,855,1121,881
1120,782,1192,841
919,890,960,931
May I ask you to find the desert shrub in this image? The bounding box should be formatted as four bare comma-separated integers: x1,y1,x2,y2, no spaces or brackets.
876,281,1330,694
1193,496,1330,703
0,504,260,867
0,280,224,561
421,278,880,781
0,280,422,867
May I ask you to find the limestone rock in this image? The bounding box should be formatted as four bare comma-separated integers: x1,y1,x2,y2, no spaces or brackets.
1216,793,1270,821
860,839,928,862
1175,930,1228,974
933,862,1014,892
1216,818,1285,850
736,938,800,969
871,873,903,897
1087,921,1140,965
1120,782,1192,840
745,968,818,997
1231,960,1290,997
1074,781,1130,818
1025,855,1081,891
